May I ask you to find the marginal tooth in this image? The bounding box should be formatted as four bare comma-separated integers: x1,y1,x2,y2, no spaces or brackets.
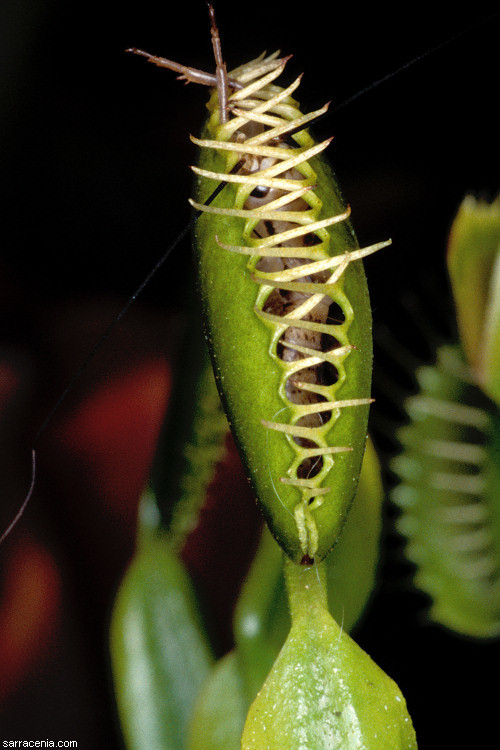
405,395,490,431
430,471,486,495
420,439,487,465
454,554,498,581
438,503,489,525
448,527,493,553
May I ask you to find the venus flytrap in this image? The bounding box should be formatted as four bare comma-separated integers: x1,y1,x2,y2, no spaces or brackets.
125,4,386,567
190,47,384,564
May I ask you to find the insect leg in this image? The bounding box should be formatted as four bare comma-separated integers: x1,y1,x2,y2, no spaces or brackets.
207,3,229,124
125,44,242,92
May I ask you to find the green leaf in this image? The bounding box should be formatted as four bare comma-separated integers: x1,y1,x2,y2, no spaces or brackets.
242,561,417,749
110,538,213,750
233,523,287,701
447,194,500,403
187,651,248,750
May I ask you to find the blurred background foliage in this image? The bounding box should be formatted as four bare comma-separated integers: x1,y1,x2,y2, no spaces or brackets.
0,1,498,747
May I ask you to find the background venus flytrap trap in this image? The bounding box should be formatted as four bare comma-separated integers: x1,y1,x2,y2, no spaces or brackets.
391,196,500,638
0,0,498,747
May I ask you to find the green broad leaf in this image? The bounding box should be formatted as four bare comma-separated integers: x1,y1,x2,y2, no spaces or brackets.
447,194,500,403
110,538,213,750
242,562,417,749
187,651,248,750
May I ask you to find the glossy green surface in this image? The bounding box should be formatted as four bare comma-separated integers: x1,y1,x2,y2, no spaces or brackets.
187,651,247,750
110,539,213,749
242,561,417,749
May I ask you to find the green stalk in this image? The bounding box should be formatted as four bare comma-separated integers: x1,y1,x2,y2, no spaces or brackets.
284,556,328,619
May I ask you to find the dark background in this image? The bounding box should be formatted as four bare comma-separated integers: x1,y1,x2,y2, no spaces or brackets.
0,1,498,747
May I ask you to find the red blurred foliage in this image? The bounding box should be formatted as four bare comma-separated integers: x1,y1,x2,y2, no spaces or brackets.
46,351,171,604
0,533,62,704
182,431,263,653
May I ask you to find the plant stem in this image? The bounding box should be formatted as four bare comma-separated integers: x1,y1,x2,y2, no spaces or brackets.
284,557,328,623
